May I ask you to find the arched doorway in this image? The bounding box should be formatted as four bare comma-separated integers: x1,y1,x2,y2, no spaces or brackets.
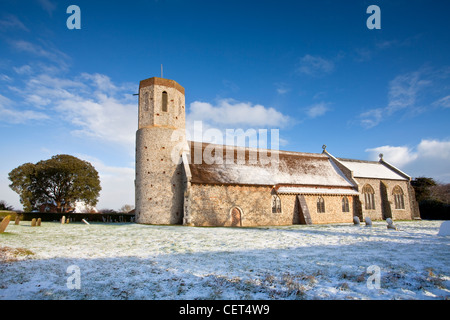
231,207,242,227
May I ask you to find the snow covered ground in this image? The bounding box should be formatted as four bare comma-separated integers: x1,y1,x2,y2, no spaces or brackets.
0,220,449,300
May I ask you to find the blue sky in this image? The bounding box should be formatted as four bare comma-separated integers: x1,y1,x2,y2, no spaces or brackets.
1,0,449,210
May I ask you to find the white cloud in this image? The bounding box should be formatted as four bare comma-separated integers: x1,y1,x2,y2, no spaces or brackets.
358,69,438,128
186,99,289,148
297,54,334,77
81,73,118,94
305,102,330,118
0,74,12,82
13,65,33,75
433,95,450,108
37,0,57,16
387,71,431,114
2,65,138,153
0,14,28,31
55,94,137,150
365,145,418,168
359,108,384,128
187,99,291,128
0,94,49,123
275,82,290,95
10,40,70,69
417,139,450,160
365,139,450,183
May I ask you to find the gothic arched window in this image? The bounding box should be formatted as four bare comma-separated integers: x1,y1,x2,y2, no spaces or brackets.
162,91,168,112
393,186,405,209
317,196,325,213
362,184,375,210
272,195,282,213
342,196,350,212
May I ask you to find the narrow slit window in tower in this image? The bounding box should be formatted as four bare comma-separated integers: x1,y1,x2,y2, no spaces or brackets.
162,91,168,112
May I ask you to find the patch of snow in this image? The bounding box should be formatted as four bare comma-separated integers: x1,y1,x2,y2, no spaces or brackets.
0,220,448,300
277,187,358,195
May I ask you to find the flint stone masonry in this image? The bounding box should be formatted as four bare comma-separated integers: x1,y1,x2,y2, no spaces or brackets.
354,178,413,221
135,77,186,225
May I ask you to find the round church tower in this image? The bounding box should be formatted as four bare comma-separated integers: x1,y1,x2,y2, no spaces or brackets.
135,77,186,224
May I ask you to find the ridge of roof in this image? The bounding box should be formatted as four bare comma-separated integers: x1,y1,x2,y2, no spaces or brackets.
337,157,380,164
186,140,327,158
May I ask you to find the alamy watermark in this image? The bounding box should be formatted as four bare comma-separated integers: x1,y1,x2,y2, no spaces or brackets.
66,5,81,30
170,121,281,169
65,5,380,32
366,265,381,289
66,265,81,290
367,5,381,30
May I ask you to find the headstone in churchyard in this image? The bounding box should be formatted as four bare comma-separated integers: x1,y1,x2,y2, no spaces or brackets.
66,218,70,224
353,216,360,225
0,215,11,233
31,218,36,227
386,218,397,230
365,217,372,227
438,221,450,236
61,216,65,224
15,216,20,225
37,218,41,226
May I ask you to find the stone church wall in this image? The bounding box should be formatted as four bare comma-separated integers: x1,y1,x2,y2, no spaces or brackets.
188,184,357,226
304,195,355,224
355,178,413,221
188,184,297,226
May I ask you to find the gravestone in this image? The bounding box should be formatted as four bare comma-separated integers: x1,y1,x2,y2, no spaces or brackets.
37,218,41,226
0,215,11,233
438,221,450,236
61,216,65,224
353,216,360,225
31,218,36,227
14,216,20,225
365,217,372,227
386,218,397,230
66,218,70,224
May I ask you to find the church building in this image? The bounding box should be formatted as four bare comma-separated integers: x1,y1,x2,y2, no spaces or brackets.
134,77,420,227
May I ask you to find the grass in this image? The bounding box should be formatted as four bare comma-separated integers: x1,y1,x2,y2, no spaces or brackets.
0,246,34,263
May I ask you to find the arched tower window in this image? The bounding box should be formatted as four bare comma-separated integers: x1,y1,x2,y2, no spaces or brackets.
272,195,282,213
392,186,405,209
162,91,168,112
362,184,375,210
317,196,325,213
342,196,350,212
142,91,149,111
